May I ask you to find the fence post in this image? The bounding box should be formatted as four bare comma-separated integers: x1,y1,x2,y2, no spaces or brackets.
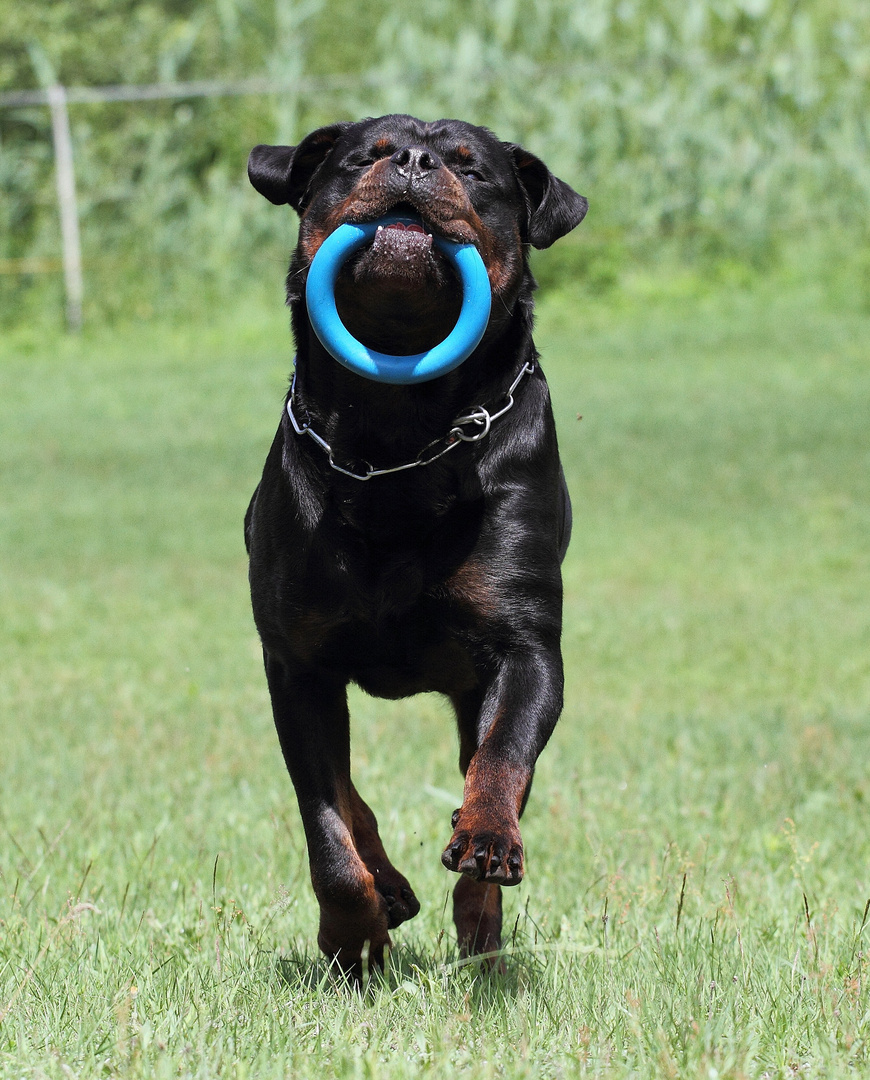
47,84,83,331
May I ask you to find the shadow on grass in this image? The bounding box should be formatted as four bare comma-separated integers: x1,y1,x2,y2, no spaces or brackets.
275,938,549,1002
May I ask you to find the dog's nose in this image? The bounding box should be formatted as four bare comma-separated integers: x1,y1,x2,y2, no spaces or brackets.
390,146,442,181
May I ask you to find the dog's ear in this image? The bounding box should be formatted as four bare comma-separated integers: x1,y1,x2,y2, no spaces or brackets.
248,122,352,211
506,144,588,249
248,144,295,206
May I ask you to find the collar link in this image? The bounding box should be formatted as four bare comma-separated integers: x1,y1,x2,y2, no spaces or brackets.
286,361,535,481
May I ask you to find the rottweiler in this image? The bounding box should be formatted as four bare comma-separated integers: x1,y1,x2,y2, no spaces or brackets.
246,114,587,981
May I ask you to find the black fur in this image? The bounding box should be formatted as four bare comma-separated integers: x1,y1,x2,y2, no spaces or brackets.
245,115,587,980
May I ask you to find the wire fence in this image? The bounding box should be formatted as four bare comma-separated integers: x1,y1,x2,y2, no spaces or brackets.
0,74,366,109
0,74,358,329
3,8,869,331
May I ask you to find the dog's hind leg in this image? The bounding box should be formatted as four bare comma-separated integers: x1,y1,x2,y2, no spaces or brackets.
348,782,420,929
263,652,391,982
452,877,503,963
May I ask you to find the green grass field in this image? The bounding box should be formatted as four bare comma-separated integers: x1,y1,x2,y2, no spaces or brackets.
1,274,869,1077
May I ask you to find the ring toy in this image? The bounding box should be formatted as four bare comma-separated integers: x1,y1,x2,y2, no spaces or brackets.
305,215,492,385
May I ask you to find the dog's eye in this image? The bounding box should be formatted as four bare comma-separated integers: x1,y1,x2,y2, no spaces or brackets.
350,148,394,170
460,168,486,183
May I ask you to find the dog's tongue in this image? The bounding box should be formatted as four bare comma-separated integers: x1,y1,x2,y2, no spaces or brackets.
371,220,433,260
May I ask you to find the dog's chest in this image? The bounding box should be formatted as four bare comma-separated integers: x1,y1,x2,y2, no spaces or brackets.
282,493,489,691
285,559,482,697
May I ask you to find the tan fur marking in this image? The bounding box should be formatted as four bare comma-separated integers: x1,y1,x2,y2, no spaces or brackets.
299,156,524,299
446,559,498,619
453,876,503,960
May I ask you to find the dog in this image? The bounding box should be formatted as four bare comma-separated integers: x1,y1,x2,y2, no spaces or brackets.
246,115,587,980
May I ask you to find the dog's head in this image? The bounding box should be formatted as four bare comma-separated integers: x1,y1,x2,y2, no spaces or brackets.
249,115,587,356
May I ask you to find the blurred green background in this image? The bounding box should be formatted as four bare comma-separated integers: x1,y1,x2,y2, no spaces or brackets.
2,0,869,326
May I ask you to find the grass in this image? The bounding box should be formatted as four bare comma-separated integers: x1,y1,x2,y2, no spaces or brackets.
1,271,869,1077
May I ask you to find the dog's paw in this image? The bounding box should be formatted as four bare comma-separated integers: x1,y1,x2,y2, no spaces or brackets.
441,807,524,885
317,896,392,986
375,878,421,928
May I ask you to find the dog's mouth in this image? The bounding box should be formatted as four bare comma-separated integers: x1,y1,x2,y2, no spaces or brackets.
333,207,463,355
338,204,454,292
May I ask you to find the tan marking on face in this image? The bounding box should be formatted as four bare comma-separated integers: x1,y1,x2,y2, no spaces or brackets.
298,219,330,265
323,158,394,232
299,157,524,300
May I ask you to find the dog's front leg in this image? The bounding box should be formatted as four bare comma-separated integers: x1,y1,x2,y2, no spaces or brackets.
442,646,563,948
263,653,391,981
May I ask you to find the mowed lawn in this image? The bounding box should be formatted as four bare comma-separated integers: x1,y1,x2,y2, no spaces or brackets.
1,277,868,1078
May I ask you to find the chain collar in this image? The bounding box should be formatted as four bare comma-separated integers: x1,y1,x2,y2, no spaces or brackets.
286,361,535,481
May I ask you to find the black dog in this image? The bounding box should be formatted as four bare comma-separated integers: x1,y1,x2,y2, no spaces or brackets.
246,115,587,980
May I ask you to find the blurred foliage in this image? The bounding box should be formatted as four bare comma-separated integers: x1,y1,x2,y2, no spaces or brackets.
1,0,869,324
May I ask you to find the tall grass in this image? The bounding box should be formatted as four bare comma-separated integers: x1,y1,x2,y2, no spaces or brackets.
2,0,870,325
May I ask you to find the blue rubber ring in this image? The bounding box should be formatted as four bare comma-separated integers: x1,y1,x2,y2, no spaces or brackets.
305,215,492,385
